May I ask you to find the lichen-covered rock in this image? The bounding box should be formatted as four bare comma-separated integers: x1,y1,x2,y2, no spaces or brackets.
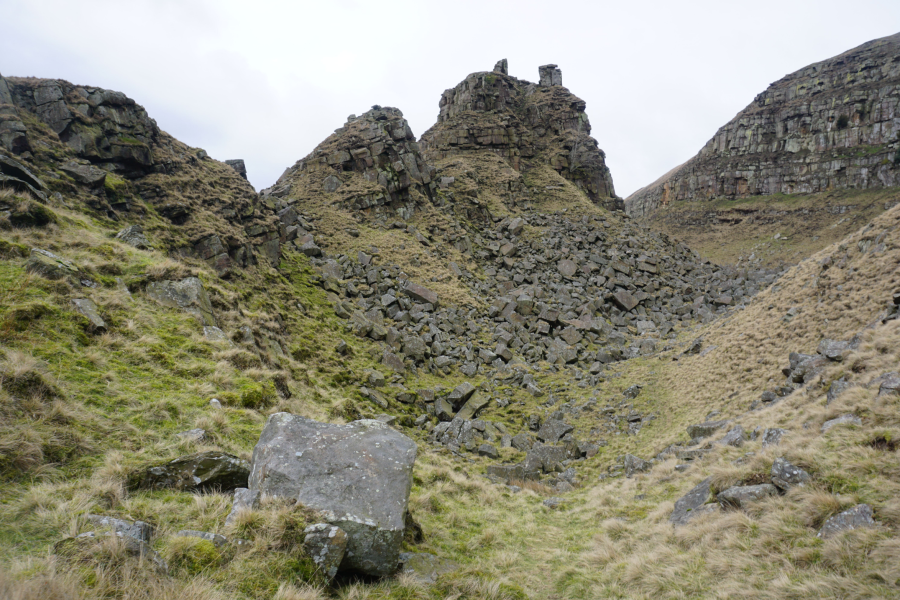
817,504,876,539
126,451,249,492
116,224,150,249
249,413,417,577
303,523,348,582
146,277,216,326
771,457,811,491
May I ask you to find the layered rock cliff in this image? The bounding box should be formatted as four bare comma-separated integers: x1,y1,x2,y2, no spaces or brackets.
627,32,900,218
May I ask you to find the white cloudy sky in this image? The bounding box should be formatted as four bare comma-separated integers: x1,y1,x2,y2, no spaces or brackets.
2,1,899,197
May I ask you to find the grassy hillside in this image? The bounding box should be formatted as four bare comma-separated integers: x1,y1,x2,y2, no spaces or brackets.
640,187,900,268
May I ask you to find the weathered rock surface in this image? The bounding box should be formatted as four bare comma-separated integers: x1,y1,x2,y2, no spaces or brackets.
771,457,811,491
670,477,717,526
126,451,249,492
249,414,417,576
146,277,216,326
303,523,349,582
817,504,876,538
628,32,900,218
717,484,778,509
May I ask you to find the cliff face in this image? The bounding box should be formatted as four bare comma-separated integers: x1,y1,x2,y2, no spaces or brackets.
627,32,900,218
420,61,619,209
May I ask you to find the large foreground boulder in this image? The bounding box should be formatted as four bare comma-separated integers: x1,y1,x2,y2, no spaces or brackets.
249,413,417,577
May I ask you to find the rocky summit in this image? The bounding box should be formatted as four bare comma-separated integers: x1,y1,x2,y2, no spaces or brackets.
3,39,900,600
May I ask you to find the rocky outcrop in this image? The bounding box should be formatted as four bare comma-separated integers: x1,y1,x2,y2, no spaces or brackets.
0,72,30,155
264,106,436,220
627,32,900,218
420,61,618,208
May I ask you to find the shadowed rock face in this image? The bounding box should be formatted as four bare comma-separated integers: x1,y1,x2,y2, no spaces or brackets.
419,61,618,208
627,32,900,218
249,414,417,577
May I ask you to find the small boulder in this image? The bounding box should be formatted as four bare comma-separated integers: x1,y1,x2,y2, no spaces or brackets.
456,394,489,421
821,413,861,433
762,428,787,447
718,425,746,447
402,282,439,308
71,298,106,332
85,515,152,543
537,419,574,444
116,224,150,249
771,457,810,491
817,504,876,539
670,477,717,526
817,339,849,361
446,382,476,409
717,484,777,509
146,277,216,326
623,454,651,478
224,487,260,527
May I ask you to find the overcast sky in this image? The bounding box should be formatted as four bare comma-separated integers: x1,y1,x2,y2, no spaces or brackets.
2,1,899,197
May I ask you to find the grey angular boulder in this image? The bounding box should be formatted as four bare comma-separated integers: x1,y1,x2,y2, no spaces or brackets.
821,413,861,433
71,298,106,332
670,477,717,526
827,378,853,404
817,339,849,361
401,282,439,308
146,277,216,326
61,161,107,186
303,523,349,582
718,425,746,447
26,248,79,280
537,419,574,443
624,453,651,478
249,413,417,577
455,395,489,421
85,514,152,543
446,382,476,409
717,484,777,509
126,451,249,492
771,457,810,491
762,428,788,447
116,224,150,249
817,504,876,539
